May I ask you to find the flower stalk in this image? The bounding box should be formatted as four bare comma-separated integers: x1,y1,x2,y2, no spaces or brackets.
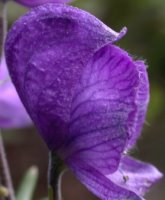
0,1,15,200
0,131,15,200
48,152,63,200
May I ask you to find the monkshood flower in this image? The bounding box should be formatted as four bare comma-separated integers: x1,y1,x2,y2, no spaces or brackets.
0,56,31,128
5,3,162,200
14,0,73,7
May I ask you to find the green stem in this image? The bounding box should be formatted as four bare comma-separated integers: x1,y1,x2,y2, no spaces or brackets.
57,170,66,200
0,131,15,200
0,1,14,200
48,152,63,200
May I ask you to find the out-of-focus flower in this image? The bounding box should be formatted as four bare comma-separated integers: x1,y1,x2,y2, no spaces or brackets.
0,56,31,128
14,0,73,7
5,4,163,199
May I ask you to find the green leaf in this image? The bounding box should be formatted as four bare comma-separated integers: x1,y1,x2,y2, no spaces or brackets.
16,166,39,200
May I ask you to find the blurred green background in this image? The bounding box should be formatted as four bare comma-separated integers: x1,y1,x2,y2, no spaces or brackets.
2,0,165,199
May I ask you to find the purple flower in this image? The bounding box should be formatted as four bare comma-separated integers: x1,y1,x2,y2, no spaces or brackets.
5,3,162,199
0,56,31,128
14,0,73,7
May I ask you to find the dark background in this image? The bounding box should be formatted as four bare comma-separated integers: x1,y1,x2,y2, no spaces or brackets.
2,0,165,199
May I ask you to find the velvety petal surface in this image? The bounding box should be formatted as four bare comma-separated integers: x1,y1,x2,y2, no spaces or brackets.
67,158,143,200
5,3,126,150
63,44,160,199
0,57,31,128
14,0,73,7
60,44,140,174
108,156,163,196
126,61,149,149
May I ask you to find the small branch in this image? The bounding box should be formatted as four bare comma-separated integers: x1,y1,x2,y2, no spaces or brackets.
48,152,63,200
0,131,15,200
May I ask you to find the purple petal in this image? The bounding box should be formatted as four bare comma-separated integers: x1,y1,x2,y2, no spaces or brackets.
5,4,125,150
66,158,144,200
108,156,163,196
126,61,149,149
60,44,140,174
14,0,73,7
0,57,31,128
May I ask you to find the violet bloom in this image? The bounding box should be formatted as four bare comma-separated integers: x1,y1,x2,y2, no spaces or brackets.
14,0,73,7
5,4,162,200
0,56,31,128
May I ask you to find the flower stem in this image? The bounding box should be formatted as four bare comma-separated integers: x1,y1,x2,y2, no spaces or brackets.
0,131,15,200
0,1,15,199
57,170,66,200
48,152,63,200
